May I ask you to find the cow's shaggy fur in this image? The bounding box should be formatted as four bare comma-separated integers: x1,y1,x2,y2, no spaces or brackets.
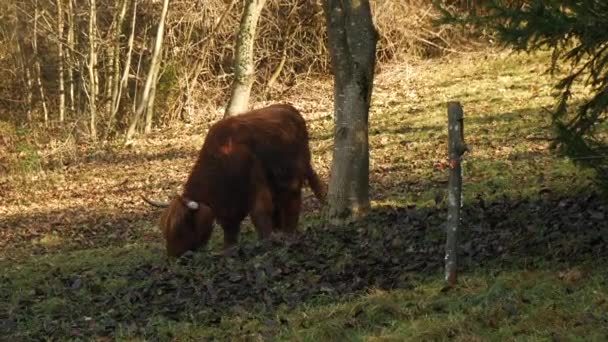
156,103,326,257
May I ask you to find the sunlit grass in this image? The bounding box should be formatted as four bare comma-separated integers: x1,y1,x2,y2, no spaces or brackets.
362,49,596,208
276,268,608,341
2,49,607,340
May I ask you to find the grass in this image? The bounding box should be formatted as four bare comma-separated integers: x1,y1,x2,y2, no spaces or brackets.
4,248,607,341
278,269,608,342
1,48,608,340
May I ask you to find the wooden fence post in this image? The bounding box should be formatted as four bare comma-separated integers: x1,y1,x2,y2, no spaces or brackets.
445,101,468,287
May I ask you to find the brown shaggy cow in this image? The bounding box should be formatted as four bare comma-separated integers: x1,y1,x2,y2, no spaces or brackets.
143,103,326,257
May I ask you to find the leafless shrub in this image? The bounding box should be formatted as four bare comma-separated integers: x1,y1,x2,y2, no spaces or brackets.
159,0,486,122
0,0,485,130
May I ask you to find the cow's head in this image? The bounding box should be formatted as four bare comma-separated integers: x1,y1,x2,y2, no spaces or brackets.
142,194,214,257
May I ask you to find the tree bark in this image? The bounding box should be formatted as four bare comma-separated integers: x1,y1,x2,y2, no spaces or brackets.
66,0,75,113
224,0,267,117
16,21,34,123
107,0,137,138
88,0,98,138
24,66,34,123
144,69,159,133
33,0,49,126
104,0,125,122
125,0,169,143
105,0,129,136
57,0,65,123
445,101,467,286
132,42,145,115
323,0,378,223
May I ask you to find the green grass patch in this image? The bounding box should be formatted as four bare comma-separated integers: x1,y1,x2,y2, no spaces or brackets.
2,48,608,340
4,247,607,341
278,269,608,342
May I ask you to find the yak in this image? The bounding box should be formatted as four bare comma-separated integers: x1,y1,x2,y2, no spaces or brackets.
142,103,326,257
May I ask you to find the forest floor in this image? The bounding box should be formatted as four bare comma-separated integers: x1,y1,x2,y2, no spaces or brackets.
1,48,608,341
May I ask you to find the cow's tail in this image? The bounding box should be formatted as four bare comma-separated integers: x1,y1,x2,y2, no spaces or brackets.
306,163,327,205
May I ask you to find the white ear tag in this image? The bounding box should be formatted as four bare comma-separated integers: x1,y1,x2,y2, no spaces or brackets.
186,201,199,210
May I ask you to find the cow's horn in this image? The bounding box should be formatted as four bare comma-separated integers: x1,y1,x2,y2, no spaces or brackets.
140,194,170,208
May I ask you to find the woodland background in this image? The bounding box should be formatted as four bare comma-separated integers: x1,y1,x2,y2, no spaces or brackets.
2,0,608,340
0,0,482,160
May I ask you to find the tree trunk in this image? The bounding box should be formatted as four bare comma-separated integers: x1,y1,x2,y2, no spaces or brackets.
33,0,49,126
57,0,65,123
224,0,267,117
107,0,137,138
144,69,159,133
67,0,75,113
182,0,237,120
88,0,98,139
105,47,114,118
132,44,145,115
24,66,34,123
323,0,378,223
104,1,125,122
16,26,34,123
125,0,169,144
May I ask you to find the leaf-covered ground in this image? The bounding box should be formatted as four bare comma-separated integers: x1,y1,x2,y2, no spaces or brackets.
1,49,608,340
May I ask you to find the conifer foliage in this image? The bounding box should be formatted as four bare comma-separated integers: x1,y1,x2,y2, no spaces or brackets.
439,1,608,187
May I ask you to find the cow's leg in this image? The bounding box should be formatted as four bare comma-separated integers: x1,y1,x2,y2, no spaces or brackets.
281,187,302,235
250,184,274,240
221,220,241,252
272,196,285,232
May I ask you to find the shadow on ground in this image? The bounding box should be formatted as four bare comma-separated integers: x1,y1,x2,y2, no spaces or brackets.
0,190,324,259
0,205,159,257
2,190,607,340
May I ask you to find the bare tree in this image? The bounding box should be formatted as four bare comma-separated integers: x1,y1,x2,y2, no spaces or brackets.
178,0,237,120
57,0,65,123
107,0,137,138
24,61,34,123
88,0,98,138
33,0,49,126
323,0,378,223
7,2,34,123
125,0,169,143
15,13,34,123
144,69,159,134
100,0,125,123
224,0,267,117
0,0,381,138
66,0,75,113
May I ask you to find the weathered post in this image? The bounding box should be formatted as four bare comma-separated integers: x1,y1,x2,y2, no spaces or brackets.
445,101,468,286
